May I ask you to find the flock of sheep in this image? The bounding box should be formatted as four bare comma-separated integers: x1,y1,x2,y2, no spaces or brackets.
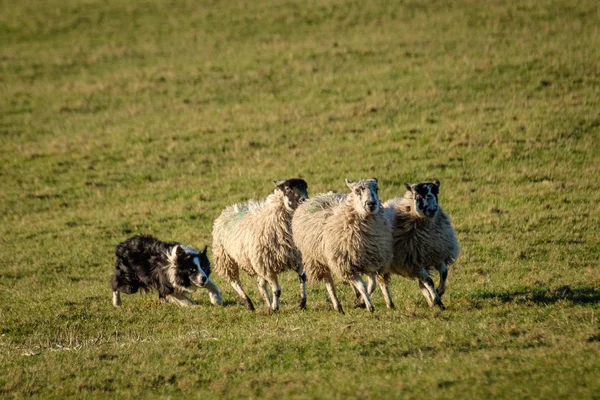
212,177,459,313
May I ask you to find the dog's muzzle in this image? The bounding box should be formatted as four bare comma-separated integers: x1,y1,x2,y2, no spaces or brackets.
192,274,207,287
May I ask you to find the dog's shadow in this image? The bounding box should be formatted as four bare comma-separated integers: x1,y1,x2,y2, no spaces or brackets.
470,285,600,306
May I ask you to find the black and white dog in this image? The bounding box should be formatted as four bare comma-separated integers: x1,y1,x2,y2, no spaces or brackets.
111,235,222,307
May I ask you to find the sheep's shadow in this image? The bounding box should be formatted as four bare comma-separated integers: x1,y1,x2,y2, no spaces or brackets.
470,285,600,305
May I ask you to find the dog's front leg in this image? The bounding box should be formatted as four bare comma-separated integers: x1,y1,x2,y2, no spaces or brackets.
203,278,223,305
166,293,197,306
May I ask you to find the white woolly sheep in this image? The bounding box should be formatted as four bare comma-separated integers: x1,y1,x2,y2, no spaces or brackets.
379,180,459,309
292,178,393,313
211,179,308,311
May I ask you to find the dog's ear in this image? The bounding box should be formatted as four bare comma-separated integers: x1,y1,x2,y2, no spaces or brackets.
201,245,208,255
176,245,186,258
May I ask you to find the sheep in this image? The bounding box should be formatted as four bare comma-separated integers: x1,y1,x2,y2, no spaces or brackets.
211,179,309,312
378,180,460,309
292,178,393,313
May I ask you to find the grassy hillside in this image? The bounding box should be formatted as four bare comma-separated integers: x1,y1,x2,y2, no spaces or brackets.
1,0,599,398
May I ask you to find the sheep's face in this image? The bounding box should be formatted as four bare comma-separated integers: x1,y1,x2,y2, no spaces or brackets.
346,178,380,216
405,180,440,218
274,178,309,211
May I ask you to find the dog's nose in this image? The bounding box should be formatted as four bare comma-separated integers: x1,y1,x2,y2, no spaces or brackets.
200,275,207,284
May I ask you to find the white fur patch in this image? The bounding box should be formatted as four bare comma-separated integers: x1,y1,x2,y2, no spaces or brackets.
112,291,122,307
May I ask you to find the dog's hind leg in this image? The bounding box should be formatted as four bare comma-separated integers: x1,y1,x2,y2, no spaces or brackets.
111,269,124,307
112,291,122,307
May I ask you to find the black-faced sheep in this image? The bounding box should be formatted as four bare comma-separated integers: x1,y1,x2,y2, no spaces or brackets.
211,179,308,312
380,180,459,309
292,179,393,313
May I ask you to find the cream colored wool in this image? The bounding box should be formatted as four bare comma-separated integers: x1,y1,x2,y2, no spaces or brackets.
384,193,459,276
292,193,343,283
293,180,393,313
381,189,459,307
212,190,303,311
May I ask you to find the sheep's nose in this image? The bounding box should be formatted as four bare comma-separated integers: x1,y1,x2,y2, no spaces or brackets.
366,201,377,210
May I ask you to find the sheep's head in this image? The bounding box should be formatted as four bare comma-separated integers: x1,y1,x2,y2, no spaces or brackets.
405,180,440,218
346,178,380,216
274,178,309,211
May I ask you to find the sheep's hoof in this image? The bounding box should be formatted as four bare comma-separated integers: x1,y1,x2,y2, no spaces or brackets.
354,298,367,309
245,299,255,311
298,297,307,310
387,302,395,310
335,305,345,315
367,305,375,313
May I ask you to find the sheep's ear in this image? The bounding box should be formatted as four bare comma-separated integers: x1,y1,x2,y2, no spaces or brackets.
433,179,440,188
371,177,378,183
201,245,208,255
404,183,413,192
273,180,286,188
345,179,355,189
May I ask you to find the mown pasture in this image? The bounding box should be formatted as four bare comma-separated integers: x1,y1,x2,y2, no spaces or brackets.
1,0,599,398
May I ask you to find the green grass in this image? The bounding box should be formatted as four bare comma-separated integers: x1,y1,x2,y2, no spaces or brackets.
1,0,599,398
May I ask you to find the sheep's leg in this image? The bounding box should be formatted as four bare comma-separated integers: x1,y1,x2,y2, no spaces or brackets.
418,280,434,306
437,263,448,298
204,278,223,305
354,274,378,308
352,285,366,308
230,279,255,311
324,275,344,314
265,275,281,312
298,270,307,310
367,273,377,295
350,274,374,313
256,277,272,309
418,270,445,310
377,273,395,309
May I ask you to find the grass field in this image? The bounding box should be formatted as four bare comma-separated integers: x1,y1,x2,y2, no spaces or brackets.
1,0,599,398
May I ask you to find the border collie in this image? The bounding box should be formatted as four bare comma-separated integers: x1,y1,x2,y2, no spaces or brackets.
111,235,222,307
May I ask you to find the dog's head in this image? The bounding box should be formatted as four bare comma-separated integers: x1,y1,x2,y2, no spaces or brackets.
169,245,211,289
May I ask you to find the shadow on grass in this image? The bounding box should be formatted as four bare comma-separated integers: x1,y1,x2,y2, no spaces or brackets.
470,285,600,305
